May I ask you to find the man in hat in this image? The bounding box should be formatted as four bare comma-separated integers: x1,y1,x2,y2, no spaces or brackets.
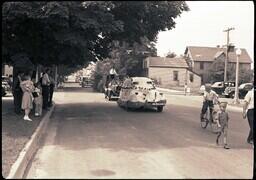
41,68,51,110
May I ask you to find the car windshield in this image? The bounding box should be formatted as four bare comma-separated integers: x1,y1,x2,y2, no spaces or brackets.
132,80,155,89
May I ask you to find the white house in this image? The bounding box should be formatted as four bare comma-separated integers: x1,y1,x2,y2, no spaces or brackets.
143,57,201,91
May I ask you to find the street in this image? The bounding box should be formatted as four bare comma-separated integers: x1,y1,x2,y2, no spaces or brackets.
25,83,253,179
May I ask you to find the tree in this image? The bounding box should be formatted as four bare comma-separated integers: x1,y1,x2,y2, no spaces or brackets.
204,58,253,84
229,67,254,84
92,37,157,91
166,51,177,58
2,1,189,67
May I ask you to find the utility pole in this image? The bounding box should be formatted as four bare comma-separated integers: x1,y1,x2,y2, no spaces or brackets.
223,27,235,82
233,48,241,104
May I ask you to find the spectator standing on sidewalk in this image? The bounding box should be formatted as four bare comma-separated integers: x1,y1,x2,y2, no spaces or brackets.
41,68,51,110
184,83,187,96
243,86,254,144
20,73,34,121
33,82,43,117
13,71,24,114
216,102,230,149
48,72,55,107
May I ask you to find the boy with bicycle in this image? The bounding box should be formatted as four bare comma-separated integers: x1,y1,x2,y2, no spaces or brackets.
216,102,230,149
200,84,219,122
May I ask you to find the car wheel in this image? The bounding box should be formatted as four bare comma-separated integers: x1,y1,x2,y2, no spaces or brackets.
229,92,235,99
108,91,112,101
157,106,163,112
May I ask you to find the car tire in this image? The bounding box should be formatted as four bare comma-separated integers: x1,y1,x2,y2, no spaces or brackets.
157,106,163,112
108,91,112,101
229,92,235,99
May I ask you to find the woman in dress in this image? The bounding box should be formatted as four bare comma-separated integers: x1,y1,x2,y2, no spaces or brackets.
20,74,34,121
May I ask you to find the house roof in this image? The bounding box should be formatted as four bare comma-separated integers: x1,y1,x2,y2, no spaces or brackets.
185,46,252,63
146,57,189,68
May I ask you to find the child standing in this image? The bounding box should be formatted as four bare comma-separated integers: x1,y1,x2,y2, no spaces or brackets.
216,102,230,149
34,82,43,117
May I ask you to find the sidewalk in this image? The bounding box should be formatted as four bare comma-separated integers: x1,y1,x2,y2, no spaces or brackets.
2,96,52,178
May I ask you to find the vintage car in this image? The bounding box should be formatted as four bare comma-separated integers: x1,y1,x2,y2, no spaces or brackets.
81,76,93,88
2,76,11,96
211,81,235,96
104,74,122,100
223,82,253,99
117,77,167,112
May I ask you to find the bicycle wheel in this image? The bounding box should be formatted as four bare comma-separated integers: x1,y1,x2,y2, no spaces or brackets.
200,113,208,129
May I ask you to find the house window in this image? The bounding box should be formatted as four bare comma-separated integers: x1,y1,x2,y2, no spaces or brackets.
200,62,204,70
189,74,194,82
173,71,178,81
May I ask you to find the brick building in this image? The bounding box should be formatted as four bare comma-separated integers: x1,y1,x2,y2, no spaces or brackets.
143,57,201,91
184,46,252,83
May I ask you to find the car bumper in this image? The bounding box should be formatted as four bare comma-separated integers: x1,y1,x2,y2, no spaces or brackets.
126,100,167,109
145,100,167,107
127,101,144,108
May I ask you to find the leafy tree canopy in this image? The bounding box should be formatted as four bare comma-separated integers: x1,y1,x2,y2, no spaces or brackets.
166,51,177,58
2,1,189,67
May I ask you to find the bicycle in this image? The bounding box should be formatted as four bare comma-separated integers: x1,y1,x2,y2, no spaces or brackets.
200,101,220,134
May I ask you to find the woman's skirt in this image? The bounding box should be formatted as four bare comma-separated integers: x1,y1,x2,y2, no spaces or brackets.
21,92,33,110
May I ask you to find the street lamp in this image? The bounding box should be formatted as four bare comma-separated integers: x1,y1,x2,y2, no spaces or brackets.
233,48,241,104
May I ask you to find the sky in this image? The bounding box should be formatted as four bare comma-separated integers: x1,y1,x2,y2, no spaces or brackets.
156,1,254,62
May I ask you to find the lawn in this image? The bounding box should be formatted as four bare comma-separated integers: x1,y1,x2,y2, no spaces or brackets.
2,96,46,178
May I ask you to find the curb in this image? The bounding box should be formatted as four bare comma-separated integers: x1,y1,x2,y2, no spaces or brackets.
6,103,56,179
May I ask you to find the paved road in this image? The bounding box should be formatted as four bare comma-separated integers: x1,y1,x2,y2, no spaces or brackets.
25,83,253,179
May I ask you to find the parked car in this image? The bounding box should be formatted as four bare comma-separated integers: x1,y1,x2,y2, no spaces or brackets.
117,77,167,112
2,84,7,96
223,82,253,99
81,76,93,88
2,76,11,96
211,81,235,95
2,82,11,96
